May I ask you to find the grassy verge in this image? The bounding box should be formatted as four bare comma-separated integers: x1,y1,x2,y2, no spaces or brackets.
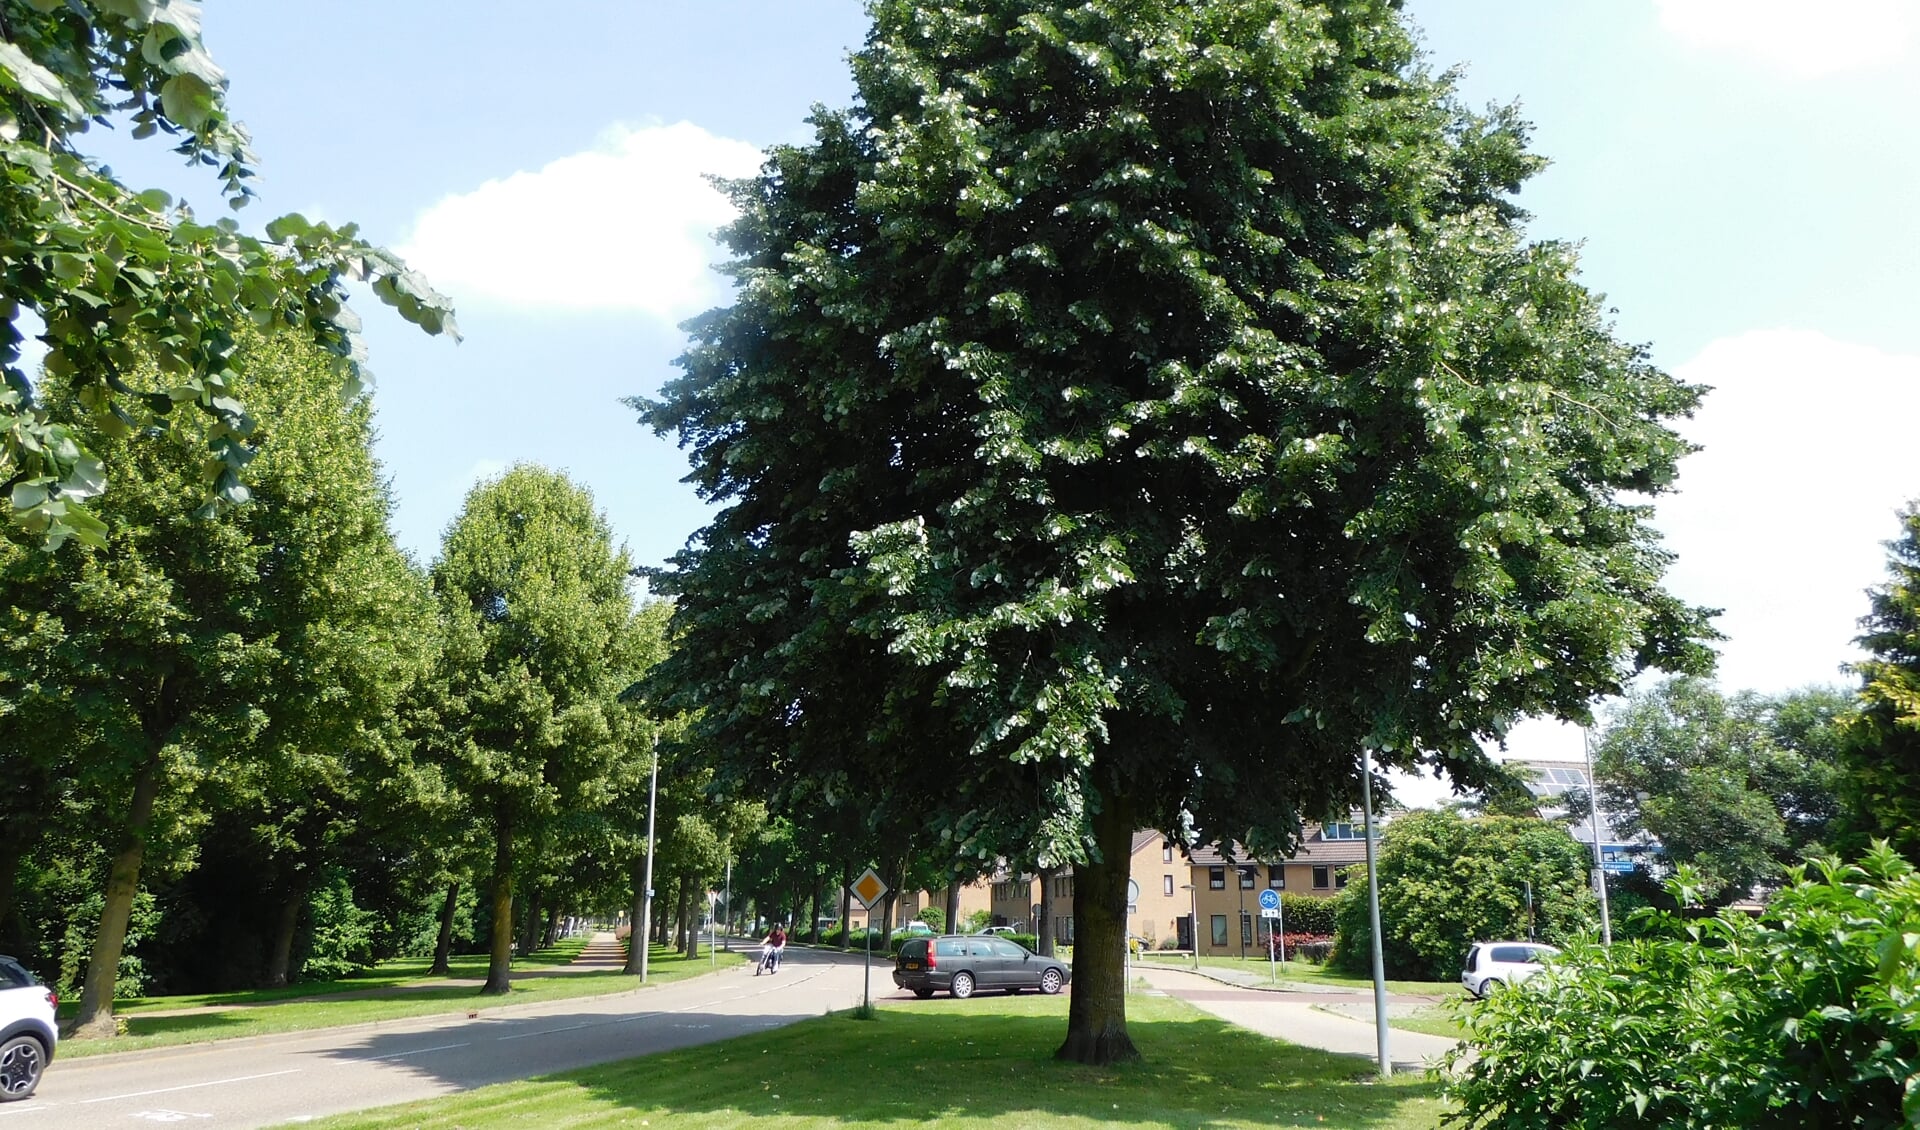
304,991,1445,1129
1389,1005,1468,1040
1134,953,1460,997
58,941,744,1059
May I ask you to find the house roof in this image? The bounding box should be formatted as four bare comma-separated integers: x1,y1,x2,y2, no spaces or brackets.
1182,824,1378,868
1131,829,1164,856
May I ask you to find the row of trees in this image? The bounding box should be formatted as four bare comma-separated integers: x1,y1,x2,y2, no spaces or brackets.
0,325,761,1035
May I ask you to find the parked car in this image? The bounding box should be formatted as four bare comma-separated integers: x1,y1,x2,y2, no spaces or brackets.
0,956,56,1103
1460,941,1560,998
975,925,1018,937
894,935,1071,999
895,920,936,937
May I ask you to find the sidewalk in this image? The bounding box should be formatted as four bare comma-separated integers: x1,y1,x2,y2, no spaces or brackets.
1134,964,1460,1075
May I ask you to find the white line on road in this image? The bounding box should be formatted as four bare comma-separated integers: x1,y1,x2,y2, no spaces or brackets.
80,1069,300,1105
348,1041,471,1062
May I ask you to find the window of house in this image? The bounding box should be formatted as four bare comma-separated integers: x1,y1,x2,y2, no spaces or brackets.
1162,874,1174,896
1336,868,1350,889
1208,866,1226,890
1059,916,1075,943
1210,914,1229,947
1162,843,1173,863
1312,865,1332,889
1053,876,1073,899
1268,866,1285,889
1322,822,1378,840
1238,866,1256,889
1240,912,1253,947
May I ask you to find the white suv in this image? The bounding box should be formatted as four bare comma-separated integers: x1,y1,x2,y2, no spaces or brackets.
1460,941,1559,999
0,956,56,1103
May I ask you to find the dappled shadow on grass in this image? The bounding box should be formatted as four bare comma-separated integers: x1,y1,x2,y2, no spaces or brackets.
314,993,1440,1129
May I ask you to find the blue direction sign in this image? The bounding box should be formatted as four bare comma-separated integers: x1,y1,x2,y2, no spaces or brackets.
1257,888,1281,911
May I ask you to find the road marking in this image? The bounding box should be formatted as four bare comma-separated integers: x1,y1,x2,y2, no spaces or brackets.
130,1111,212,1123
80,1069,300,1104
349,1041,471,1061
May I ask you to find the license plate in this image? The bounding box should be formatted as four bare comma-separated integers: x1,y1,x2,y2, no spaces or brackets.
905,961,921,970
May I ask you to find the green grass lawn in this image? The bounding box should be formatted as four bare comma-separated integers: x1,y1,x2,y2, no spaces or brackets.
1134,952,1461,998
1388,1005,1467,1041
303,991,1445,1130
57,939,745,1059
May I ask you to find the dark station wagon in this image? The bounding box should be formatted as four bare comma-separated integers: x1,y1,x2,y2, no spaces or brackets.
893,935,1071,999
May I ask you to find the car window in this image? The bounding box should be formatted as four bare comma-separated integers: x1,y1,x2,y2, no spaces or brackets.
934,939,967,958
1490,945,1533,964
0,957,32,988
1462,946,1480,972
900,940,927,960
988,939,1026,958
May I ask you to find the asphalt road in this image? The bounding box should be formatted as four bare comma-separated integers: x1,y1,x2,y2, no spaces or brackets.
6,944,877,1129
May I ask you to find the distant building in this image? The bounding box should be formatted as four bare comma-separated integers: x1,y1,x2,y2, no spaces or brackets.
1504,757,1655,875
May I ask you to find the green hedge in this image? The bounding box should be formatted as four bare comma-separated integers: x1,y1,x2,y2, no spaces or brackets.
1278,893,1337,936
1445,848,1920,1129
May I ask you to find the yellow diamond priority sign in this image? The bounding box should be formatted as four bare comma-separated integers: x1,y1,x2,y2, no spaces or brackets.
850,867,889,910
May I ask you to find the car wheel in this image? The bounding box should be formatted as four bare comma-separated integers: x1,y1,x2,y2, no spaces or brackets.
951,971,976,999
1039,967,1064,995
0,1035,46,1103
1481,978,1505,997
914,988,934,999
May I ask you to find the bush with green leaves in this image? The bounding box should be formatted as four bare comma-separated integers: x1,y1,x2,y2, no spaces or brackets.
1331,809,1596,979
1279,893,1338,936
1444,847,1920,1129
916,907,946,932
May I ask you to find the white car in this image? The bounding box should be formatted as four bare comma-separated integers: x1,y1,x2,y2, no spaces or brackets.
0,956,56,1103
1460,941,1560,998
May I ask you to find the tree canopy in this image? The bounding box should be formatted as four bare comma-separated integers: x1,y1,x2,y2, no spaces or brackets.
1590,677,1847,902
644,0,1713,1064
0,0,454,548
1839,503,1920,862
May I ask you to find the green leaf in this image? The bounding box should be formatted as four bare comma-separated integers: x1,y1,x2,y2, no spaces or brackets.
158,73,217,133
0,41,84,115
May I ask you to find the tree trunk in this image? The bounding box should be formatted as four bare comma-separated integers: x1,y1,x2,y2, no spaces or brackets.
624,856,645,974
944,872,961,937
71,751,163,1038
806,873,821,944
675,875,693,954
1056,792,1140,1065
839,864,854,950
682,875,699,959
517,885,542,958
1036,865,1057,957
481,813,514,995
264,888,303,987
0,835,23,950
541,903,561,950
430,880,459,976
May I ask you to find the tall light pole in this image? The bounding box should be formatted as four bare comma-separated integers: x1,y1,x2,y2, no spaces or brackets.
723,856,732,951
639,735,660,982
1182,883,1199,971
1582,727,1613,945
1361,745,1391,1079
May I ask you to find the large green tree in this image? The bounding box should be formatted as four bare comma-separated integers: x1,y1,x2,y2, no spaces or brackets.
1839,504,1920,862
643,0,1711,1064
428,465,636,995
1,0,454,548
1590,677,1847,902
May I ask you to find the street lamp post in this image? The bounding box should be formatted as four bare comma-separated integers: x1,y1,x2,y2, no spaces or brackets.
1361,745,1391,1079
1182,883,1199,971
639,737,659,983
1582,727,1613,946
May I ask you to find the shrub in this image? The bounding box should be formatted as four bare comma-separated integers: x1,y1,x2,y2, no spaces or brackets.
298,869,377,981
1444,847,1920,1129
1278,893,1338,935
1007,932,1040,953
961,908,992,934
916,907,945,932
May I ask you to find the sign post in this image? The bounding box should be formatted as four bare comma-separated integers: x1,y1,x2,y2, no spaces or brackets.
850,866,889,1011
1125,879,1141,994
1258,888,1282,985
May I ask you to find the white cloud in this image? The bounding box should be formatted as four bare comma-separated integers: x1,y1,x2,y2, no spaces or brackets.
1653,329,1920,692
1654,0,1918,77
398,121,766,319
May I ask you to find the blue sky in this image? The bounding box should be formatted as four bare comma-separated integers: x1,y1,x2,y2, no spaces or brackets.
91,2,1920,772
